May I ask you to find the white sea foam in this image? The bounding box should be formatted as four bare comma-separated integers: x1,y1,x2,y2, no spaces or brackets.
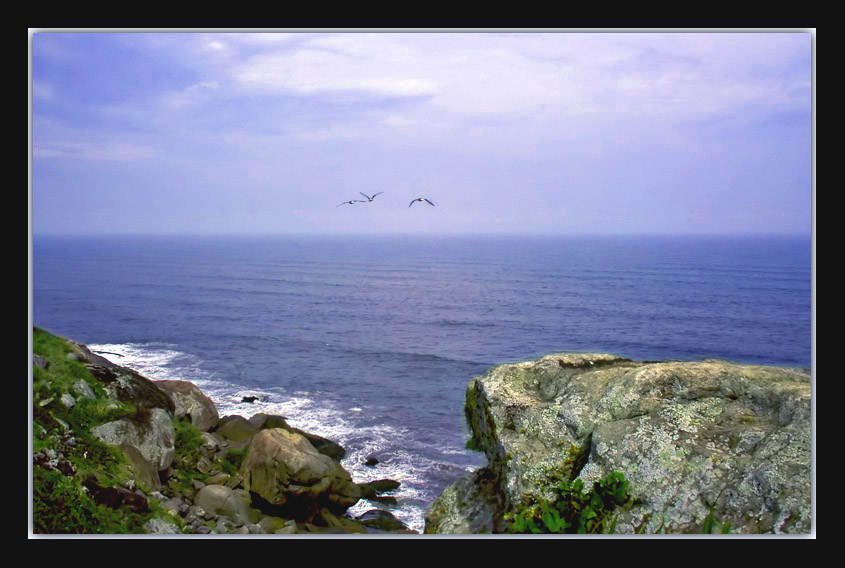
89,342,187,379
86,341,439,533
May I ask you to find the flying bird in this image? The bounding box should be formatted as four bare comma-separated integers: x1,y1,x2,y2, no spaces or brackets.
337,199,366,207
409,197,435,207
359,192,383,202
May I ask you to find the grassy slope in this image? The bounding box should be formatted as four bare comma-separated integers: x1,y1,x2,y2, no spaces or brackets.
31,327,198,534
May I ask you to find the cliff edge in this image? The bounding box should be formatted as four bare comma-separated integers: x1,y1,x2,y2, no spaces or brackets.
425,353,812,534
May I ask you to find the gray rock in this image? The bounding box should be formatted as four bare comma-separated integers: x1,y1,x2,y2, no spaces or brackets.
427,354,812,535
72,380,96,400
117,443,161,491
144,517,182,534
215,518,237,533
215,415,260,444
356,509,412,532
199,432,222,457
92,408,176,472
156,380,220,432
257,515,293,534
194,484,259,526
424,468,499,534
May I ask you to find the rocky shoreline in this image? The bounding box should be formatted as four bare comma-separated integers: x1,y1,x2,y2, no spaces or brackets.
32,327,413,535
33,327,813,535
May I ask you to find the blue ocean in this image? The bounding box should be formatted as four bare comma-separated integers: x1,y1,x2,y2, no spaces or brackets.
31,234,812,532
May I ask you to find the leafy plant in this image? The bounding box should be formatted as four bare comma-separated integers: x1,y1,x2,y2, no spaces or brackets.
506,471,630,534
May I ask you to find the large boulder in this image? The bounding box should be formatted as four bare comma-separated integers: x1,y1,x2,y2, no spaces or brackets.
241,428,361,516
216,415,261,444
194,485,259,526
92,408,176,472
248,413,346,461
117,443,162,491
426,353,812,534
156,380,219,432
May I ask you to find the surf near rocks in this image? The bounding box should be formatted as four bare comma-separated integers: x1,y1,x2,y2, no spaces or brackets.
32,327,411,534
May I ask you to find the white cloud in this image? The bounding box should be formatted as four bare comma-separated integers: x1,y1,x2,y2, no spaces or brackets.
233,38,439,97
226,32,809,122
160,80,220,109
206,39,227,51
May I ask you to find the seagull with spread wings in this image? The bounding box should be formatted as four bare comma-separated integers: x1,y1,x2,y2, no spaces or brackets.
409,197,435,207
359,192,383,202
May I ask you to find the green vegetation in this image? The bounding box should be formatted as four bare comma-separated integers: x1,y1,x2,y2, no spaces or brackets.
220,447,247,476
506,471,631,534
32,466,162,534
702,508,733,534
169,418,209,493
33,331,151,532
31,327,218,534
33,329,137,484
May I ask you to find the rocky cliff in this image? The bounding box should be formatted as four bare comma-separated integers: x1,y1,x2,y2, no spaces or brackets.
31,327,411,535
425,353,813,534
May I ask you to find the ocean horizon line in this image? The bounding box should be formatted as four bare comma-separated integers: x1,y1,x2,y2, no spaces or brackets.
31,231,813,240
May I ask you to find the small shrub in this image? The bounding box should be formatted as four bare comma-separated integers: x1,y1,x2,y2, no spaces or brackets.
506,471,631,534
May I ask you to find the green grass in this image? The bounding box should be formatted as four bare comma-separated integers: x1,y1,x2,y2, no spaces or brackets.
32,467,162,534
31,327,174,533
33,328,104,398
220,447,247,476
168,418,210,492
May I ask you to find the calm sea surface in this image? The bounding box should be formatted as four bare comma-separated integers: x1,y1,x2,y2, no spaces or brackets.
31,234,812,531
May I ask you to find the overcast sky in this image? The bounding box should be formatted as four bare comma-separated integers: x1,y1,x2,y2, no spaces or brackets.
30,30,814,236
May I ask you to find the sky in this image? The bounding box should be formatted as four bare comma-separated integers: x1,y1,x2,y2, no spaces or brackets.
29,30,814,236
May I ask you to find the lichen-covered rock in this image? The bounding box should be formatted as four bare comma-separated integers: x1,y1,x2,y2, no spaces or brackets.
248,413,346,461
92,408,176,472
241,428,361,516
429,353,812,534
156,379,220,432
424,467,500,534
